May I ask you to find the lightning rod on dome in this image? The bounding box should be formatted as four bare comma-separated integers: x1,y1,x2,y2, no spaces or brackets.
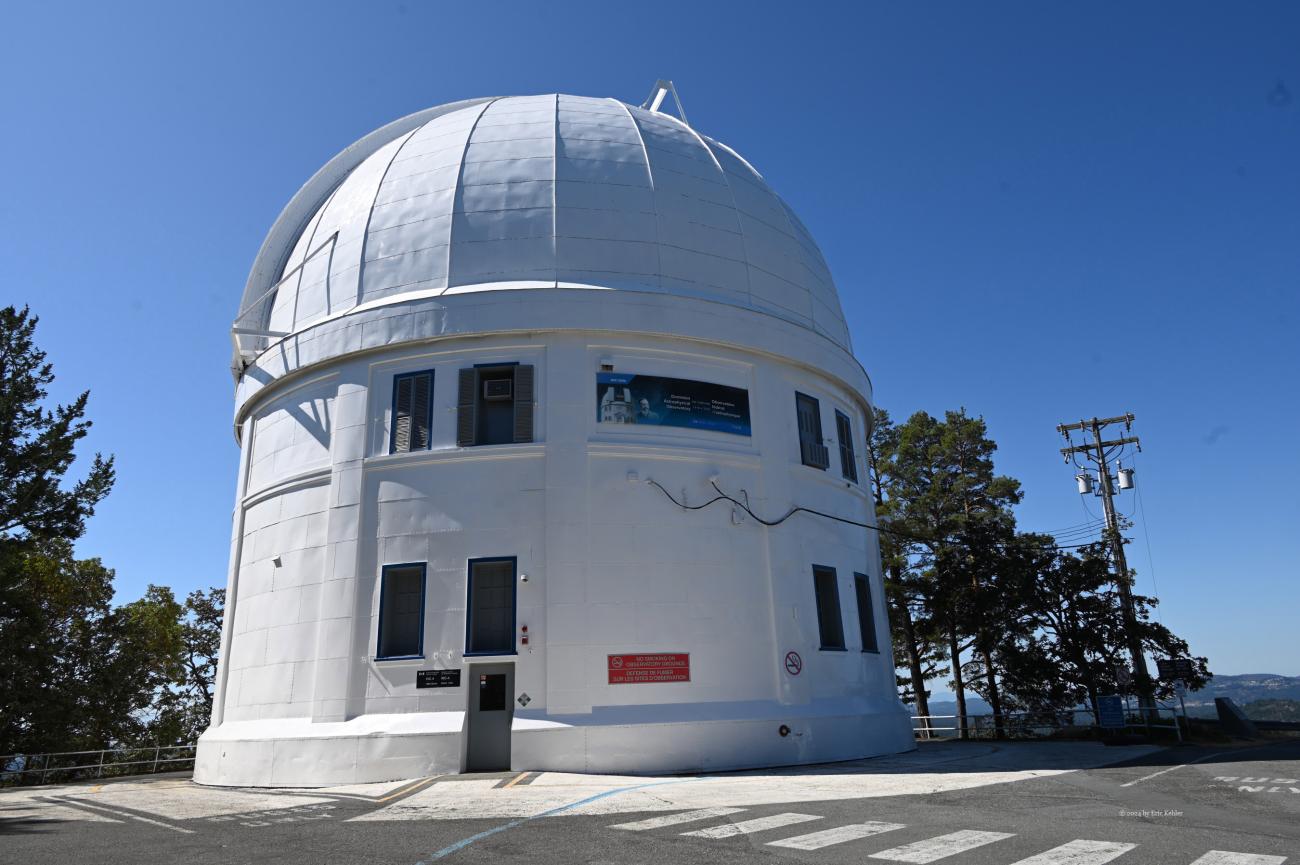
642,79,689,126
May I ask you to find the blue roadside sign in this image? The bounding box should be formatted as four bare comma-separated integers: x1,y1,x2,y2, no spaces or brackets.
1097,694,1125,729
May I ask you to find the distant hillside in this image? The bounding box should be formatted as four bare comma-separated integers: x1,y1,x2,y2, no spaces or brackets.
917,698,994,717
1181,673,1300,707
1242,699,1300,722
903,675,1300,720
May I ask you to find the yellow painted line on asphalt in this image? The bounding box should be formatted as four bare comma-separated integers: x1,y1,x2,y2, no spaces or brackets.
377,777,437,803
501,772,530,790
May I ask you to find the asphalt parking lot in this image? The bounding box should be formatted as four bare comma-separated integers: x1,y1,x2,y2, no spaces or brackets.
2,739,1297,864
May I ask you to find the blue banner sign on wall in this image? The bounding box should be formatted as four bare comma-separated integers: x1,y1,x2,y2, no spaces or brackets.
597,373,751,436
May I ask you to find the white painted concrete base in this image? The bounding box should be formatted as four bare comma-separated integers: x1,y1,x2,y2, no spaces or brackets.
195,714,466,787
514,705,916,776
195,702,915,787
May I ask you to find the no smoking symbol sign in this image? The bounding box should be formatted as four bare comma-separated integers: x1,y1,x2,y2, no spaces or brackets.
784,651,802,676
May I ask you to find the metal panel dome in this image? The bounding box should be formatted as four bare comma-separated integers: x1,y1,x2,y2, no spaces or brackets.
237,94,850,358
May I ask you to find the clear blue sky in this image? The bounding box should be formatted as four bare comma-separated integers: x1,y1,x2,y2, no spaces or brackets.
3,2,1297,677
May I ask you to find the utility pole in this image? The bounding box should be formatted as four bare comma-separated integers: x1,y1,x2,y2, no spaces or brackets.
1056,413,1157,722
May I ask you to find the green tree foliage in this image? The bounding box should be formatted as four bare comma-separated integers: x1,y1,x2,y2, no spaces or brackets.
970,538,1118,715
150,587,225,744
0,544,186,754
987,537,1209,714
867,409,945,718
0,306,114,545
1242,699,1300,722
0,306,224,756
868,404,1210,735
877,409,1021,738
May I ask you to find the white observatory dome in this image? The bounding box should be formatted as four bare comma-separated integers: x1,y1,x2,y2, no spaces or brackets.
240,94,850,353
203,89,910,788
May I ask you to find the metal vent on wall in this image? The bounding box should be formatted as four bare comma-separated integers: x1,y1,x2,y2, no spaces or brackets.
483,379,513,401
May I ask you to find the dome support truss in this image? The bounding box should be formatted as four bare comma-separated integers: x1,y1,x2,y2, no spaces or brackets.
641,79,689,127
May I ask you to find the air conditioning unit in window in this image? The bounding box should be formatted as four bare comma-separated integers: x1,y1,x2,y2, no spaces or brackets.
483,378,513,401
802,441,830,470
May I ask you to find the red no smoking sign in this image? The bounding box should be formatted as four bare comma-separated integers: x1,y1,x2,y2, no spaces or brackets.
784,651,802,676
608,653,690,684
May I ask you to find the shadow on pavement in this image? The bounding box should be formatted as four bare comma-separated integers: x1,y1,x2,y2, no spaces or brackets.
0,803,65,836
694,738,1300,780
1097,738,1300,770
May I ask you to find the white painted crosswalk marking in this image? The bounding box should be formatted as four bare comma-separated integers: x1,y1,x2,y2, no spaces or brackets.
869,829,1015,862
682,812,822,838
1188,853,1287,865
1006,839,1136,864
767,821,906,850
609,808,747,831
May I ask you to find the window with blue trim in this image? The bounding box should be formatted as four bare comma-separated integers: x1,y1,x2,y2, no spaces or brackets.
377,563,425,659
466,557,516,655
456,364,534,447
796,392,829,469
854,572,878,652
812,565,846,650
836,410,858,483
390,371,434,454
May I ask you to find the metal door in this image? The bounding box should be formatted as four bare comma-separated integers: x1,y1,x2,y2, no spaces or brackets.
466,664,514,772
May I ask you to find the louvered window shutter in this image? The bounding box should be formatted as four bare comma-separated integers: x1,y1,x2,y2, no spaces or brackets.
456,368,477,447
512,364,535,443
410,372,432,450
391,375,415,453
796,393,828,469
836,411,857,482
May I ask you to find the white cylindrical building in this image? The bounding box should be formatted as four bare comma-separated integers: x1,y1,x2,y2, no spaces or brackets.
196,93,914,787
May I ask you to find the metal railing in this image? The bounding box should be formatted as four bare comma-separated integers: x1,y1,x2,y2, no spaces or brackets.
1,745,196,787
912,706,1185,742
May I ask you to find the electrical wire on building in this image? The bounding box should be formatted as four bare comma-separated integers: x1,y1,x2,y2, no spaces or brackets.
647,478,1109,555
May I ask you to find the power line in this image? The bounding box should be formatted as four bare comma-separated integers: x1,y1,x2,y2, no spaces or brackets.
1051,526,1105,540
1056,412,1157,721
1039,517,1107,535
1048,523,1107,540
1133,452,1162,624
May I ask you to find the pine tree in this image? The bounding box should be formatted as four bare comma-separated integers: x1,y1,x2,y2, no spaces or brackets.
0,306,115,544
150,587,225,744
886,410,1021,738
867,408,945,722
0,306,118,754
